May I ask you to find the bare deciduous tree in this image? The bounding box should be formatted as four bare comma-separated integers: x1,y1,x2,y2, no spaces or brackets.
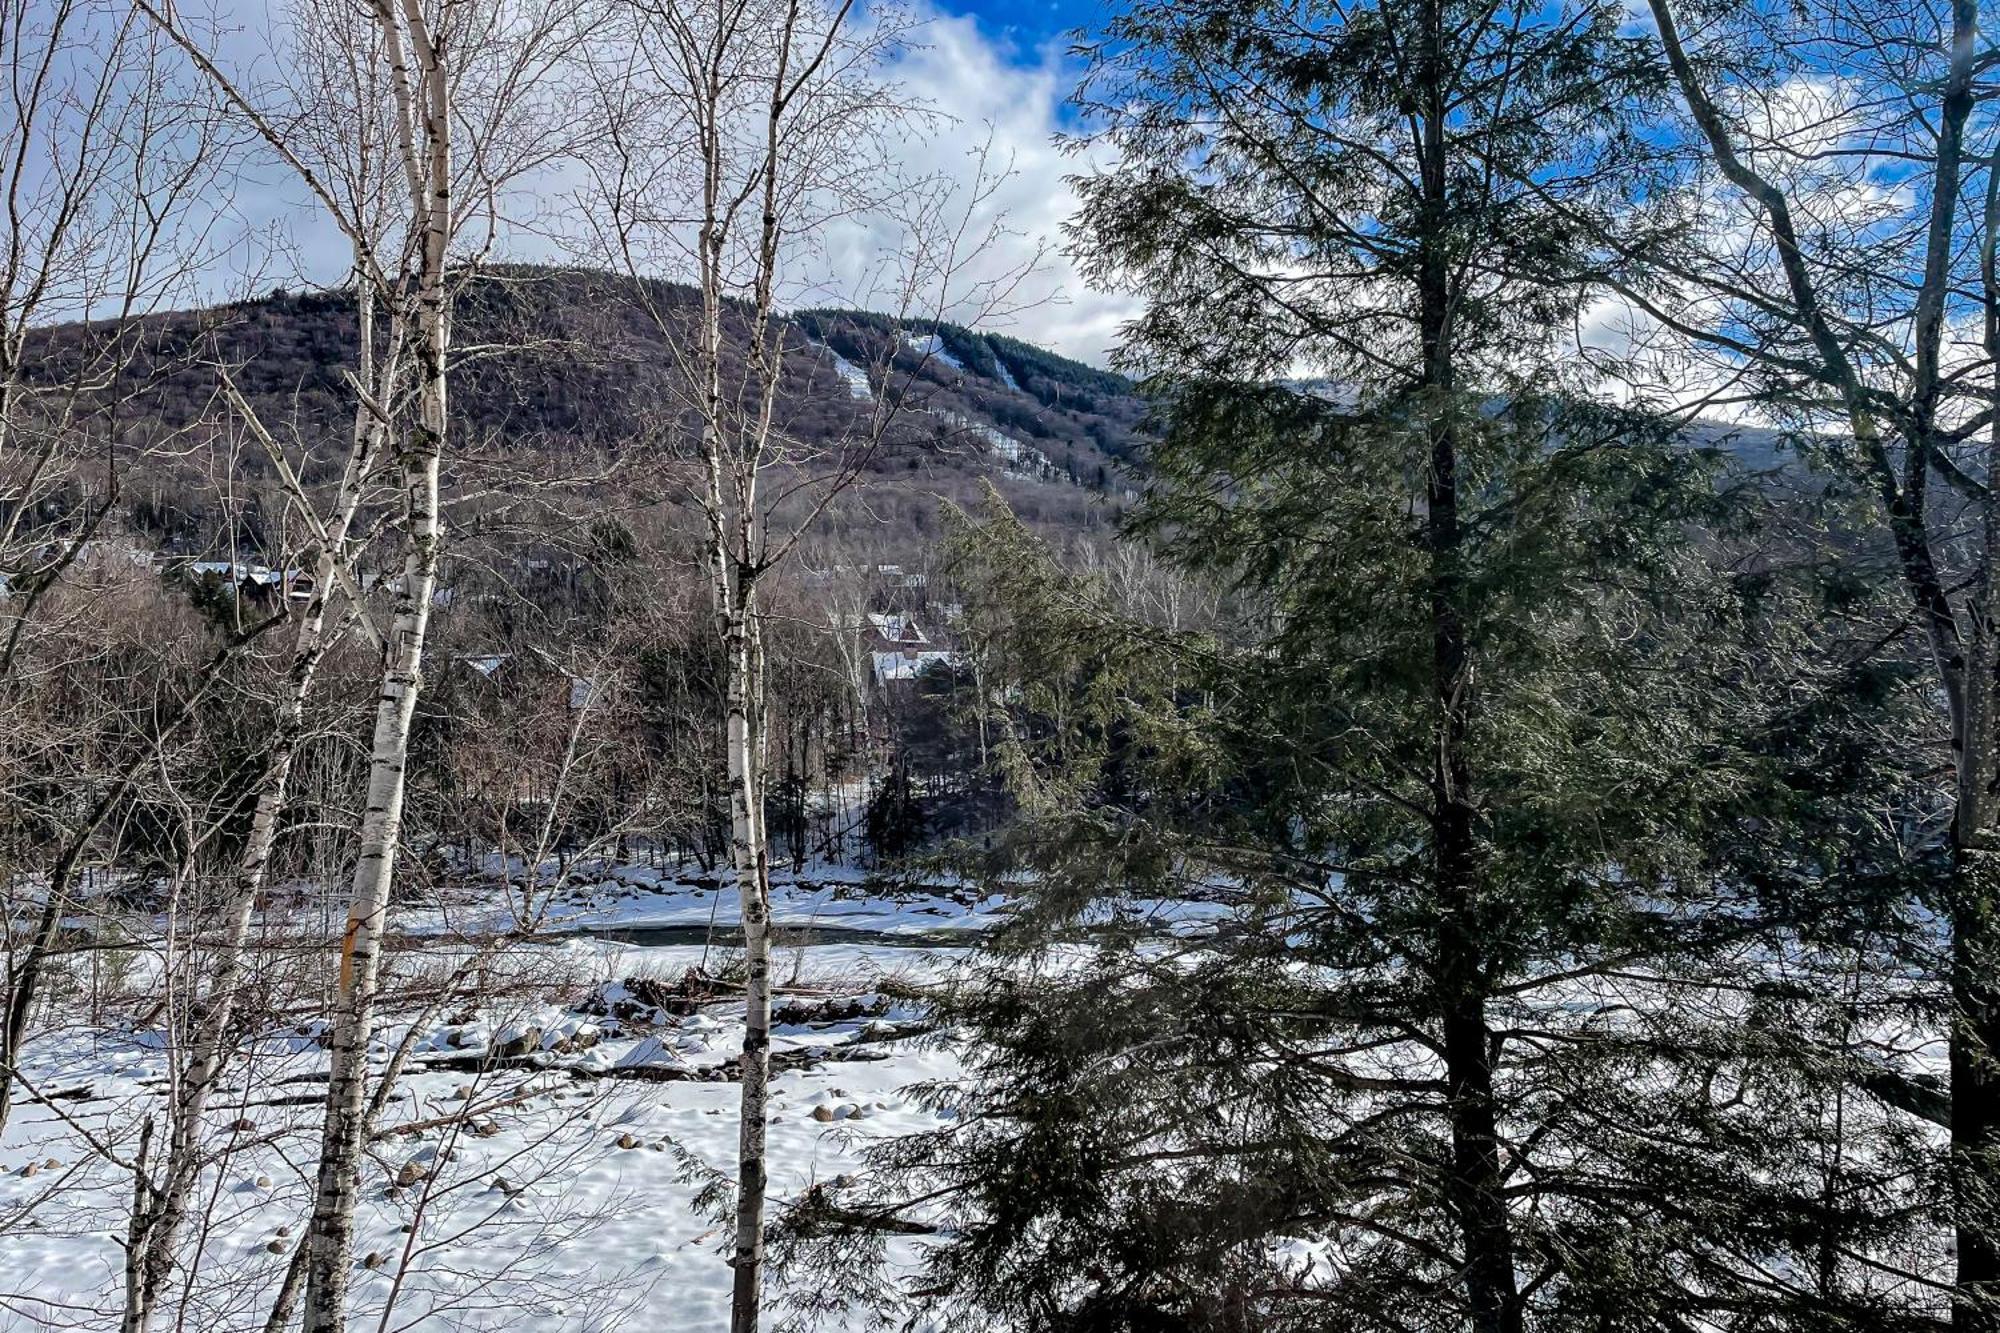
135,0,586,1325
1601,4,2000,1319
581,3,1038,1322
0,0,237,1135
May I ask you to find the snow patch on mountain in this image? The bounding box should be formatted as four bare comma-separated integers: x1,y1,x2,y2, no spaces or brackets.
930,409,1050,473
901,331,965,372
808,340,873,400
991,349,1021,391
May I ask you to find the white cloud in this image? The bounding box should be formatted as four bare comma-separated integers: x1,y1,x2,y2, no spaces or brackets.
171,0,1132,369
794,4,1139,366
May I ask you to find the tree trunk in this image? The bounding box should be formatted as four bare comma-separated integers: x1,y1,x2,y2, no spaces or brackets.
301,338,444,1333
298,2,449,1320
727,602,774,1333
1429,422,1522,1333
1417,6,1519,1317
1439,936,1523,1333
1955,843,2000,1330
1954,413,2000,1330
299,407,442,1333
1956,92,2000,1330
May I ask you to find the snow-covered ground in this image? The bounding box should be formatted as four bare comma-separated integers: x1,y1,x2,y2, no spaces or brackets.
401,859,1226,944
399,863,1013,951
0,861,1948,1329
0,868,982,1331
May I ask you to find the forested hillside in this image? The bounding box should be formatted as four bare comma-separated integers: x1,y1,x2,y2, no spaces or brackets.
22,267,1147,562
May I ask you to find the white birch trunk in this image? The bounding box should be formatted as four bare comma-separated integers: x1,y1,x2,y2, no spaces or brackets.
301,2,451,1319
299,381,443,1333
727,599,774,1333
299,391,443,1333
122,608,332,1333
594,7,933,1323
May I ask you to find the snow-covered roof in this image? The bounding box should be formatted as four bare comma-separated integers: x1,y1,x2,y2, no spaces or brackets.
186,560,300,586
866,612,928,645
871,649,958,683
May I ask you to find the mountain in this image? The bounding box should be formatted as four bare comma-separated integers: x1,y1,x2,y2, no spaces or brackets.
21,267,1812,574
22,266,1150,558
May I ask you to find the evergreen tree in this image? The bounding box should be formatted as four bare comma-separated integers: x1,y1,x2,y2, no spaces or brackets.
779,1,1939,1329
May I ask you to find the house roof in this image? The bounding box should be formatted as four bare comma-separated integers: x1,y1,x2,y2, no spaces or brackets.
865,612,928,644
871,649,958,683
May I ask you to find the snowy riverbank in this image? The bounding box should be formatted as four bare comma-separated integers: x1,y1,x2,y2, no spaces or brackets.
0,867,980,1331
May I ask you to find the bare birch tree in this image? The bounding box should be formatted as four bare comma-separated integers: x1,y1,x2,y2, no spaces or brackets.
109,20,429,1312
582,4,1037,1324
1584,4,2000,1319
134,0,585,1326
0,0,225,662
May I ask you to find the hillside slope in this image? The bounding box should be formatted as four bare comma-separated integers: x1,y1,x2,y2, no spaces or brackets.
23,267,1149,557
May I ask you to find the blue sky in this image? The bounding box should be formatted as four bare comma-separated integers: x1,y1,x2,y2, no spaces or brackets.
940,0,1101,51
868,0,1134,362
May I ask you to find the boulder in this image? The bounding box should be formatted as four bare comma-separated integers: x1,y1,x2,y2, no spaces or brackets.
494,1026,542,1058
